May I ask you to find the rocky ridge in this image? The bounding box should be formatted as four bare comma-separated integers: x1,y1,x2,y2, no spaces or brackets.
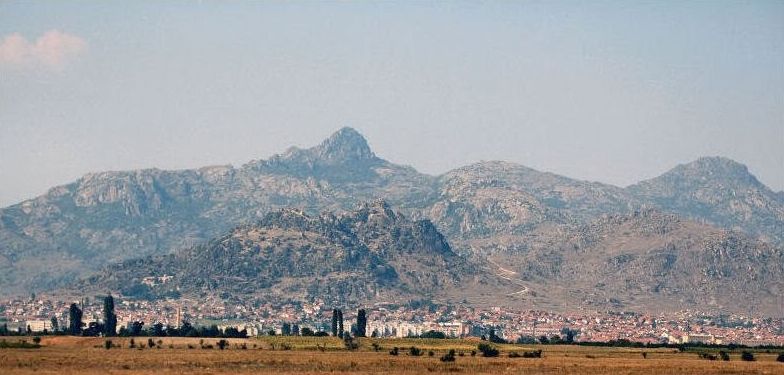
1,128,782,315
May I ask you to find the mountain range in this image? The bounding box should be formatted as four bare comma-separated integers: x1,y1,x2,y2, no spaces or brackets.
1,127,782,315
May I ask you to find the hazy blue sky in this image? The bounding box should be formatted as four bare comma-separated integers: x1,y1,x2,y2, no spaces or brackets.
1,1,783,206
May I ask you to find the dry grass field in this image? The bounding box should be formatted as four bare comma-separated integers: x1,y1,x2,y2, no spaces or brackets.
1,336,782,374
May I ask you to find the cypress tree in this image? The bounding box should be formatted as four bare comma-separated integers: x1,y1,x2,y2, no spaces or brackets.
103,295,117,337
331,309,338,337
356,309,367,337
337,309,344,338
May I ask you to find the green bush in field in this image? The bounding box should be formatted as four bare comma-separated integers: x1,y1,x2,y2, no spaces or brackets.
440,349,456,362
477,343,499,357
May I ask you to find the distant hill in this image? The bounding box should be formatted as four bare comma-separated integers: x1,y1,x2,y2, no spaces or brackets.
483,209,784,316
75,200,509,307
2,127,782,315
628,157,784,244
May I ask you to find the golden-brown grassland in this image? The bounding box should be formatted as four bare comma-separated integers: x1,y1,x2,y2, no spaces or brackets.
1,336,782,374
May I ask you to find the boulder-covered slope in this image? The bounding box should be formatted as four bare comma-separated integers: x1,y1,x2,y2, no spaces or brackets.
483,209,784,316
75,200,506,306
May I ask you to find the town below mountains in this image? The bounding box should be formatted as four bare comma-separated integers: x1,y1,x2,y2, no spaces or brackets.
1,127,782,317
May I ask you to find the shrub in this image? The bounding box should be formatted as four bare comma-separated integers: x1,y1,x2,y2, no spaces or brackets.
522,350,542,358
470,350,476,357
510,350,542,358
389,347,399,356
371,343,381,352
699,353,717,360
776,353,784,363
477,343,499,357
32,337,41,345
104,340,112,350
217,340,228,350
420,330,446,339
719,351,730,361
428,350,434,357
741,351,755,361
0,340,41,349
343,334,358,351
409,346,422,356
129,338,135,348
147,338,155,349
440,349,456,362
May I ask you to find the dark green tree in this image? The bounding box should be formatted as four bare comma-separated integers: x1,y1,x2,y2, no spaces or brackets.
179,321,194,337
152,322,165,336
282,322,291,336
337,309,344,338
68,303,83,335
356,309,367,337
103,295,117,337
331,309,339,336
129,321,145,336
50,317,59,333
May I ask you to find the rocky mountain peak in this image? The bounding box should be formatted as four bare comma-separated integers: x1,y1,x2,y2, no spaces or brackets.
680,157,757,182
631,156,765,193
310,127,376,164
246,127,383,181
